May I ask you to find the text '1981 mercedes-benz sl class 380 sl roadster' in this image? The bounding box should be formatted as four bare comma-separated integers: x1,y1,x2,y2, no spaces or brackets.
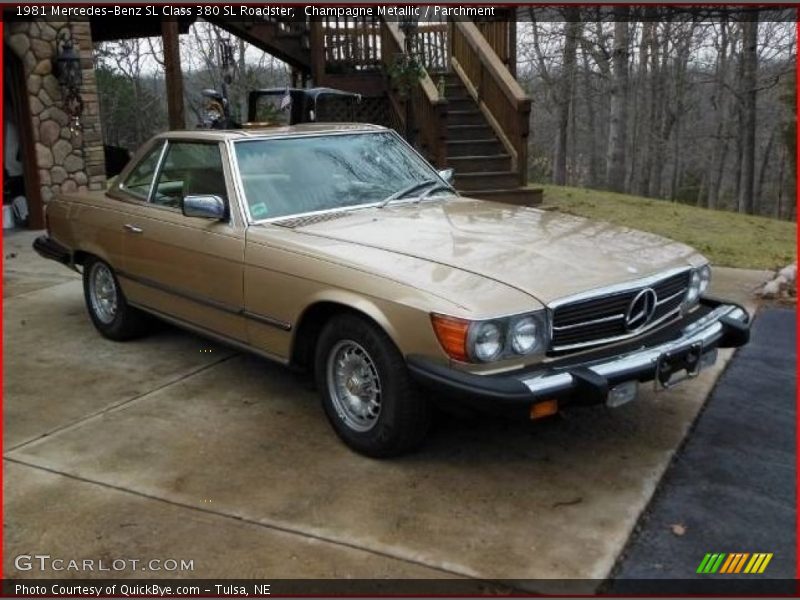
34,124,751,457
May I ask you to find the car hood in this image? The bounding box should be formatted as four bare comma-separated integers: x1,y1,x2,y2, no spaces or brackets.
284,198,704,305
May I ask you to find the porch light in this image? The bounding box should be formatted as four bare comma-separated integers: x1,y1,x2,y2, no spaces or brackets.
54,31,84,132
55,33,82,92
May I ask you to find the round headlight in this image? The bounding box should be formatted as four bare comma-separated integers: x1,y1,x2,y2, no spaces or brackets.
685,270,701,304
698,264,711,295
470,322,503,362
510,316,540,355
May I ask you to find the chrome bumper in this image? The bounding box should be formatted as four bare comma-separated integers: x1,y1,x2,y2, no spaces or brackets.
521,303,749,397
407,300,750,411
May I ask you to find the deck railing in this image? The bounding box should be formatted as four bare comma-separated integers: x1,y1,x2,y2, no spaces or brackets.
380,19,448,168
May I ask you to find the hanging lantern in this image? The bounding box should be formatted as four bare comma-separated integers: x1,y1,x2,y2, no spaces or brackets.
55,34,82,91
54,31,84,133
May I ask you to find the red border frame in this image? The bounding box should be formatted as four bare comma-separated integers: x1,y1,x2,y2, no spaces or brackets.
0,5,797,597
1,11,5,584
795,14,799,596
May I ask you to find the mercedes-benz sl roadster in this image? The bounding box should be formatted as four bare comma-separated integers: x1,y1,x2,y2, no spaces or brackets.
34,124,750,457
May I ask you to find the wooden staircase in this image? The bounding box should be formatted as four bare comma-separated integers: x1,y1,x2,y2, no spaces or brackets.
205,15,542,206
442,73,540,204
206,16,312,74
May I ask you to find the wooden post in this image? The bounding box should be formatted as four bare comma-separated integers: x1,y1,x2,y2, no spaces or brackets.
161,18,185,130
309,18,325,85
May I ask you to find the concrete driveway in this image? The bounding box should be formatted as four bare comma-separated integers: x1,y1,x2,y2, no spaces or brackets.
3,230,771,589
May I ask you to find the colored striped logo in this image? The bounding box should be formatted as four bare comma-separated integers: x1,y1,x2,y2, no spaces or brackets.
697,553,773,574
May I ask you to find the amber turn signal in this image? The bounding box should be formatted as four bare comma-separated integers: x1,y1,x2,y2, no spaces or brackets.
430,314,469,362
530,399,558,420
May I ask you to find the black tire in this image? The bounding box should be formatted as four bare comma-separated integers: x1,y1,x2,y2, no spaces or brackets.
82,257,149,341
315,313,431,458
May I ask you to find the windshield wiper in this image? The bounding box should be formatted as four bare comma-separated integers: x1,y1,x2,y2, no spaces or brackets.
417,183,456,201
378,179,437,208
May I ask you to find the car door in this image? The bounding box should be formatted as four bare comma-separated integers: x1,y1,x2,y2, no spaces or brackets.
116,140,247,342
69,140,165,274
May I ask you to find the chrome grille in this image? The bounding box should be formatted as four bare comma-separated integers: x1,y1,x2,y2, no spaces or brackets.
550,270,691,352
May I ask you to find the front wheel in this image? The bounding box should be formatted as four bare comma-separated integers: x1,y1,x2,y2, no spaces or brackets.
315,313,431,458
83,257,149,340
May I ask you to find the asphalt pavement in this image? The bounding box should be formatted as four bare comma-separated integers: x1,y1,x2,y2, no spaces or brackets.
609,307,796,594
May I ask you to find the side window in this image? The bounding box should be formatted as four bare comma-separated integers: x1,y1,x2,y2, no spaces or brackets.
152,142,227,209
120,142,163,200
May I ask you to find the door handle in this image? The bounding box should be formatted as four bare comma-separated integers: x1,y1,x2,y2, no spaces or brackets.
123,224,143,234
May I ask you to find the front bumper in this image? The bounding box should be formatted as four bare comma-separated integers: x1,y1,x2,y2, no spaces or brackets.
407,298,750,413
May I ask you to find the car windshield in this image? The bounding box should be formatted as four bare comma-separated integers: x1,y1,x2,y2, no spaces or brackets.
234,131,447,221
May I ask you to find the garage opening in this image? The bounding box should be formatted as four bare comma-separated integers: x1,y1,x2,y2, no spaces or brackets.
3,44,43,229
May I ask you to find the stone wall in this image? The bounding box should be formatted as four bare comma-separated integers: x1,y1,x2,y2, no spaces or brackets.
6,19,105,203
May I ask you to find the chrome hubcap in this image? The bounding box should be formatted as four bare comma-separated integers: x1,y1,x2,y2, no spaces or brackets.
326,340,382,432
89,263,118,325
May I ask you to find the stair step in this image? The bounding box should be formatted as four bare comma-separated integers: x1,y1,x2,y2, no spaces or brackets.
455,171,520,191
447,97,477,111
447,139,504,157
443,84,470,99
462,187,544,207
446,124,495,141
448,110,485,126
448,154,513,173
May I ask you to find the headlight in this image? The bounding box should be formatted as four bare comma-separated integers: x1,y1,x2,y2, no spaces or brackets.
698,264,712,295
684,264,711,308
431,311,548,363
510,316,541,355
469,321,504,362
686,270,701,304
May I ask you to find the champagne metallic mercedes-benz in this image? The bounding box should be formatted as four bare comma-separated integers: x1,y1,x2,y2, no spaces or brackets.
35,124,751,457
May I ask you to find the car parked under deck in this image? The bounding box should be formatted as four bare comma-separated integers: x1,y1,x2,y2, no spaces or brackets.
34,124,750,457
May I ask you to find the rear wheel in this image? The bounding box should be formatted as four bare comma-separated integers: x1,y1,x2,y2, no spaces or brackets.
83,257,149,340
315,313,431,457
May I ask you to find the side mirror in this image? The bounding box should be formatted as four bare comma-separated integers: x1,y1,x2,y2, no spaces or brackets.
438,168,455,185
183,195,226,220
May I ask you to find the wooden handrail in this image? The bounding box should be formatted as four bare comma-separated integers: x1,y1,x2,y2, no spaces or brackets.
451,20,529,110
450,19,530,185
380,18,448,168
381,20,445,106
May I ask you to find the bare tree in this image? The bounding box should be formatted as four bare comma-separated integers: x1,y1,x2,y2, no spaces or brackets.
606,11,630,192
737,14,759,214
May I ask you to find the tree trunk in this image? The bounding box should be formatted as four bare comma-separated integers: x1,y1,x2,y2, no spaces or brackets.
606,12,630,192
737,16,758,214
706,19,730,210
553,17,580,185
581,50,600,188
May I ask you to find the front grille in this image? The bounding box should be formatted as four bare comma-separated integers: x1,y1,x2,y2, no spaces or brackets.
550,270,691,351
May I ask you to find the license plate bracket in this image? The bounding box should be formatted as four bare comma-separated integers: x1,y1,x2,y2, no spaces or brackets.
655,341,704,390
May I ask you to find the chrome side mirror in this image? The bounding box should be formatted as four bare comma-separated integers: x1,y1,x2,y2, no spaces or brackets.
183,195,226,220
438,168,455,185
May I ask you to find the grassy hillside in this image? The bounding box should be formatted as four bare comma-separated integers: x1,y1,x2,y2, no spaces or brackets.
537,185,796,270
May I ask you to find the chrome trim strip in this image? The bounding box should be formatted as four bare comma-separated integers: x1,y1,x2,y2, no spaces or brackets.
243,310,293,332
552,313,625,331
129,302,289,365
548,266,693,309
118,271,292,331
522,304,746,396
551,306,682,352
